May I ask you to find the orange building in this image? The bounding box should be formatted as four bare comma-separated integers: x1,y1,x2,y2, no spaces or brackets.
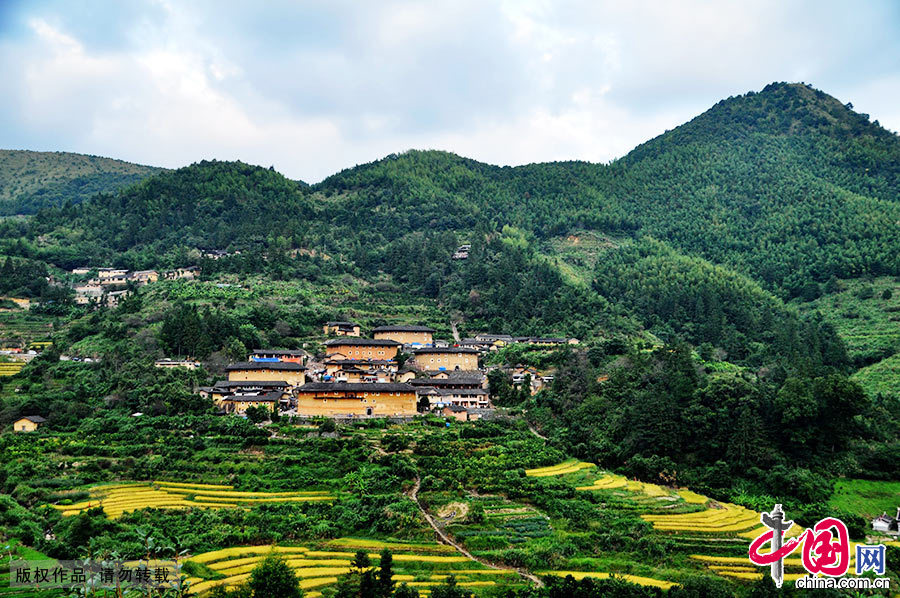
220,391,282,415
250,349,308,365
295,383,417,417
324,339,400,361
372,325,435,346
412,347,479,371
225,361,306,389
13,415,46,432
323,321,361,336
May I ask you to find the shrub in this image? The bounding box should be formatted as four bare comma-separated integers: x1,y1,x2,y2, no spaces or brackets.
247,555,302,598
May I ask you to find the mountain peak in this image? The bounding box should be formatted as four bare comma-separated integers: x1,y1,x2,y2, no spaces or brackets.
623,82,897,165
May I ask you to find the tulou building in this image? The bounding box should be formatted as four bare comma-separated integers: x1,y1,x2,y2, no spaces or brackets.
324,338,401,361
372,325,435,347
323,321,361,336
411,347,479,371
295,382,418,417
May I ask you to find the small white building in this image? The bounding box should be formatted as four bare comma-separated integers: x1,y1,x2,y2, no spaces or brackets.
872,508,899,535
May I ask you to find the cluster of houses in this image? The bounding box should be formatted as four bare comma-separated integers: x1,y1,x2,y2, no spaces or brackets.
198,323,517,422
71,266,200,306
200,249,241,260
451,244,471,260
459,333,579,352
7,315,573,429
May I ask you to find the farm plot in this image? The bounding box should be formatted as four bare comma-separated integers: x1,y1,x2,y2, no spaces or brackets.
526,464,823,585
528,461,679,502
48,481,334,519
524,460,596,477
536,570,676,589
0,360,25,377
450,496,552,551
184,539,520,596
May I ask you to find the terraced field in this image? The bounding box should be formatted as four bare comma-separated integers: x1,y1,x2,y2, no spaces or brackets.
524,460,596,477
852,352,900,400
184,538,520,596
48,481,334,519
524,461,874,586
536,570,676,589
0,312,54,347
527,461,676,500
0,360,25,377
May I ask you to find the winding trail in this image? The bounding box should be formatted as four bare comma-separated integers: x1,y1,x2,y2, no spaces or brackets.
450,320,461,343
528,423,547,441
406,475,543,587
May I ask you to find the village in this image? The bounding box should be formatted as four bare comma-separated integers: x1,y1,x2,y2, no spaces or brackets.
69,265,201,306
189,322,579,423
2,262,579,423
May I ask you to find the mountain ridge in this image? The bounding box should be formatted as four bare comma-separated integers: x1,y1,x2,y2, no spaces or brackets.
0,149,164,215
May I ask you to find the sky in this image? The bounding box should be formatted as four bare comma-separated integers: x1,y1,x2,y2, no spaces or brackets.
1,0,899,183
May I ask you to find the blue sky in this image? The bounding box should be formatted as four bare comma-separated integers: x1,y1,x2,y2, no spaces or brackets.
1,0,898,182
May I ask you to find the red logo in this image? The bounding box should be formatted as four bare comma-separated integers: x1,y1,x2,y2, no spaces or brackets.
749,506,850,585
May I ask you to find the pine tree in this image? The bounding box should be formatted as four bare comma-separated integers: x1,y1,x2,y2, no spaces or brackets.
377,548,394,598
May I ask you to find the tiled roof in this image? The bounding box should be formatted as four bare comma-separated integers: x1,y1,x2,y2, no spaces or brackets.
297,382,415,393
325,338,401,347
413,347,478,354
224,361,306,371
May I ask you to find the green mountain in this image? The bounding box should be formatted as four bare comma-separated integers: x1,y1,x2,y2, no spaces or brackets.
603,82,900,297
0,149,164,215
3,82,898,366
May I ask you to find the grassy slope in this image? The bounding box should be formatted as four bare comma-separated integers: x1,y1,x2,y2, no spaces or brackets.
797,276,900,366
853,353,900,400
541,231,623,288
0,150,163,214
829,479,900,518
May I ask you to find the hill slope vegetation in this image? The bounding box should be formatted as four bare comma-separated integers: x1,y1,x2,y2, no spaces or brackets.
0,149,163,215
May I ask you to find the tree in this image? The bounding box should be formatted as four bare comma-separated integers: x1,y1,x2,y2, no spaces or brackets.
334,551,375,598
430,575,473,598
393,583,420,598
245,405,270,424
377,548,394,598
224,336,248,362
351,550,371,571
247,555,302,598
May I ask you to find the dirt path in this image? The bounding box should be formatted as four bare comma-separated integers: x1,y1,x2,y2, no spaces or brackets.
528,423,547,441
450,320,461,343
406,475,543,587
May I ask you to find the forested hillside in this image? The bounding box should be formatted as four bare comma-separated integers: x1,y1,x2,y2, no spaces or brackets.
0,150,163,215
604,82,900,297
2,83,893,370
12,83,900,293
0,81,897,455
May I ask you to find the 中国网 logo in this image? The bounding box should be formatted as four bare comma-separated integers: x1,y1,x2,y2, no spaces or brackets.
747,504,890,590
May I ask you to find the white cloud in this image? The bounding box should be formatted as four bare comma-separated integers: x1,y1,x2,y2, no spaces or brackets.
0,0,898,182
